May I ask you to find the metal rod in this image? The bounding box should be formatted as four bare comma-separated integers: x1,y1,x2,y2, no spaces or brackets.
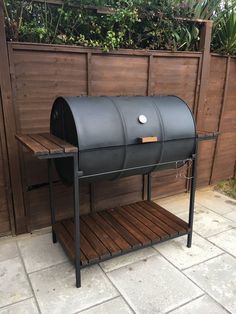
48,159,57,243
147,173,152,201
73,153,81,288
187,142,198,248
80,158,191,179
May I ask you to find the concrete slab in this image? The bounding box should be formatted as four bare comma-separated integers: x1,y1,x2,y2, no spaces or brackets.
17,233,68,273
178,206,235,238
0,298,39,314
0,257,32,308
184,254,236,314
0,238,18,262
208,228,236,257
223,210,236,222
156,193,189,210
154,233,222,270
196,189,236,215
78,297,133,314
100,247,158,273
29,263,119,314
107,254,203,314
155,194,193,218
169,295,228,314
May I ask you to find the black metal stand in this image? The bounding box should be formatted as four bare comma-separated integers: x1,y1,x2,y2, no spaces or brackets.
73,154,81,288
16,131,217,288
47,152,198,288
46,153,82,288
147,173,152,201
48,159,57,244
187,143,198,248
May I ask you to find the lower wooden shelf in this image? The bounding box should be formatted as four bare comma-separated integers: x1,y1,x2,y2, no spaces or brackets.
53,200,190,266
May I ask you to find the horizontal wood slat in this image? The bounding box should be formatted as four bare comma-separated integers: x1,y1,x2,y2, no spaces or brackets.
15,134,49,155
41,133,78,153
15,133,77,156
53,200,189,265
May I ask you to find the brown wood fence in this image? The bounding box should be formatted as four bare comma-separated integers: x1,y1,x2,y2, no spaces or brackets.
0,14,235,235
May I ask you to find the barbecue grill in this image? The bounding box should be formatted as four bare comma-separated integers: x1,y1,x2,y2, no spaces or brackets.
50,96,196,183
16,95,217,288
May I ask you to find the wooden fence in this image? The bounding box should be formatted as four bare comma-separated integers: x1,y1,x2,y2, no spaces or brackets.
0,11,235,235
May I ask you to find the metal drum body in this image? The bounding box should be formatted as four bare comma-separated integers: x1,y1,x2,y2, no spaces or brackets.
50,96,196,184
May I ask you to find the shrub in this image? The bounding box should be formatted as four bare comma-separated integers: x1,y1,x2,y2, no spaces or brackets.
3,0,236,55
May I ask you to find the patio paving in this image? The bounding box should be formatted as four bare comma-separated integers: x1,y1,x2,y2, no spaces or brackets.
0,186,235,314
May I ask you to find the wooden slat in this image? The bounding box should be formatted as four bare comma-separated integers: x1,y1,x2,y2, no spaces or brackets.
92,212,131,252
41,133,78,153
118,206,158,241
139,136,158,143
53,222,75,260
62,220,88,265
99,211,141,248
107,208,150,246
80,221,111,259
53,200,189,267
80,233,99,264
145,201,189,231
81,215,121,255
124,205,167,240
28,134,60,153
132,203,177,237
29,134,63,154
15,134,49,155
0,7,26,234
140,201,187,234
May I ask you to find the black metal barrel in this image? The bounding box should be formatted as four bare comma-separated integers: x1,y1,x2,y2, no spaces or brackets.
50,96,196,184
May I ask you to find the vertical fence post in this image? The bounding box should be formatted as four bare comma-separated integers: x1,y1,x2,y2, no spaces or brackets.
196,20,213,130
210,56,231,184
0,0,26,234
142,54,153,200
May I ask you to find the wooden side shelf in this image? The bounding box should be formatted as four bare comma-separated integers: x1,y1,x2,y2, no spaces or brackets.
53,200,190,266
15,133,77,156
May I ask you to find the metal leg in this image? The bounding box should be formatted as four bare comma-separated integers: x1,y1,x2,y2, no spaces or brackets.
48,159,57,243
187,147,198,248
73,154,81,288
147,173,152,201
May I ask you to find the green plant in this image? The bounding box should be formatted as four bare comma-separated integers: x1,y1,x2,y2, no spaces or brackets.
215,178,236,200
3,0,236,55
212,7,236,55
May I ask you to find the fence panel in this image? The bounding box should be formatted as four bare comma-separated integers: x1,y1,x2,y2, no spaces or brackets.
3,42,236,233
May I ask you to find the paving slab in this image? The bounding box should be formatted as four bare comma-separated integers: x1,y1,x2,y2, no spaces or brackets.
29,262,119,314
0,298,39,314
156,193,189,215
184,254,236,314
154,233,222,270
100,247,157,272
0,257,32,308
17,233,68,273
178,206,235,238
107,254,203,314
223,210,236,222
196,189,236,215
208,228,236,257
155,195,207,221
0,238,18,262
78,297,133,314
169,295,228,314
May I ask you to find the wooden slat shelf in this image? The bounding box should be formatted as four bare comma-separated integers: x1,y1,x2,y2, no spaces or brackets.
53,200,190,266
15,133,78,156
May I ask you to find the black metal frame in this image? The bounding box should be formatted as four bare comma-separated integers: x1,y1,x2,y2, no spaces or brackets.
45,129,222,288
43,144,200,288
